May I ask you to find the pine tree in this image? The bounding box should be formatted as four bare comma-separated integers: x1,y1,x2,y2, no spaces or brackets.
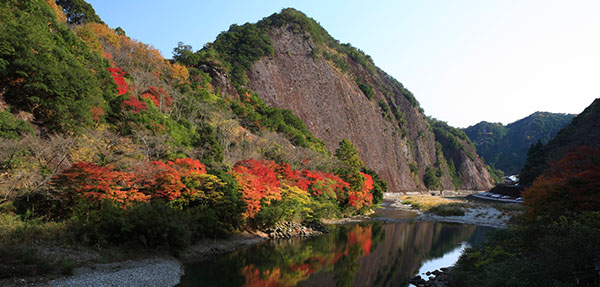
335,139,364,169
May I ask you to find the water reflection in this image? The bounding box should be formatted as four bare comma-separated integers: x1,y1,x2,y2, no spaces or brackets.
178,222,491,287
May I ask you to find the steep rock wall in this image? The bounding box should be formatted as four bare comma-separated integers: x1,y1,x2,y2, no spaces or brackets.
246,27,492,192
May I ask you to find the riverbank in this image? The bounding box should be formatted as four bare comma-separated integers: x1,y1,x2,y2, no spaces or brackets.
382,193,521,228
3,192,519,286
1,231,267,287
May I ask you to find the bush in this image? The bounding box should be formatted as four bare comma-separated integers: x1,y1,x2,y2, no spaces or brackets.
0,110,34,139
429,205,465,216
70,200,194,249
356,81,374,100
423,166,442,190
523,146,600,220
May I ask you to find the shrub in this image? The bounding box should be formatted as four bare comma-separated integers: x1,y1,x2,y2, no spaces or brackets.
429,205,465,216
423,166,442,190
356,81,374,100
452,212,600,287
70,200,193,248
0,110,34,139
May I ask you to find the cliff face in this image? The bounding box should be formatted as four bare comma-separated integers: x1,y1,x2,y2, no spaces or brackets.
245,25,492,192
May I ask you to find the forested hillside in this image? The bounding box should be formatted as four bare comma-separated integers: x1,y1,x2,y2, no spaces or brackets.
464,112,574,175
0,0,388,276
452,100,600,286
520,99,600,185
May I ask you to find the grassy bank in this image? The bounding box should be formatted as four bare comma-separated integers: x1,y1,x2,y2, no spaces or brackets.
400,195,524,218
401,195,471,216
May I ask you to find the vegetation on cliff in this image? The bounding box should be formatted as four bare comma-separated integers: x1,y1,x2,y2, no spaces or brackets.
182,7,491,191
464,112,574,176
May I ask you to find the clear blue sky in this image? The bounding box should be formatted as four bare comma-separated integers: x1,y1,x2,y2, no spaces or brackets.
87,0,600,128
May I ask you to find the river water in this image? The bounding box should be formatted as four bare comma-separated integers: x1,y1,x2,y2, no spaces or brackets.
178,206,493,286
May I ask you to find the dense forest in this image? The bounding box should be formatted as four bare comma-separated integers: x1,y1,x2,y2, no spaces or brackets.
520,99,600,185
464,112,574,176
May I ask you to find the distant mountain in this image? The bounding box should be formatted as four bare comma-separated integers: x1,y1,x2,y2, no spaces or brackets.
464,112,575,175
520,99,600,185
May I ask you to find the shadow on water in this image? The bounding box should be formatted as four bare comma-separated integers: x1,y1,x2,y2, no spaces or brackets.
178,221,493,287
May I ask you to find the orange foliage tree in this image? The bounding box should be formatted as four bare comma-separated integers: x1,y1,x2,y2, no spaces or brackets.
232,159,282,218
523,146,600,218
347,172,374,210
232,159,375,219
44,0,67,23
52,158,211,208
52,162,150,207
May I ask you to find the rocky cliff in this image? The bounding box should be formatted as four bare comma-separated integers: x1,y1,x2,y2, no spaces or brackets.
238,11,492,192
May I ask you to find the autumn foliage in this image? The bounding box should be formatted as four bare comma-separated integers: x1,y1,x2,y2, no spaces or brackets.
232,159,282,218
53,158,212,207
52,162,149,207
108,67,129,95
232,159,374,219
523,146,600,218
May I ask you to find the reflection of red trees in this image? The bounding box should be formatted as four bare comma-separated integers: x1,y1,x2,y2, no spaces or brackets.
241,224,375,286
346,225,373,255
242,265,281,287
524,146,600,218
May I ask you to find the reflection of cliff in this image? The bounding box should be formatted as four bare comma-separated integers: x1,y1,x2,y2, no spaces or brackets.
354,222,474,287
299,222,475,287
179,222,477,287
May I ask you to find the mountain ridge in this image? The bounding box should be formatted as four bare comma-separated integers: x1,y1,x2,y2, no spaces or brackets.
464,111,575,176
520,98,600,185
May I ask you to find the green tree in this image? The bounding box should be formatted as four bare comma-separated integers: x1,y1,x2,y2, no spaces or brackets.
172,42,200,67
423,166,442,190
0,0,112,132
335,139,364,169
0,110,34,139
55,0,104,24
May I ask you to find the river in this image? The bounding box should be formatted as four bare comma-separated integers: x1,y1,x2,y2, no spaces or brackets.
178,205,493,287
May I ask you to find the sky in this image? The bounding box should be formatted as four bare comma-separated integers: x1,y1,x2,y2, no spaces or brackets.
87,0,600,128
